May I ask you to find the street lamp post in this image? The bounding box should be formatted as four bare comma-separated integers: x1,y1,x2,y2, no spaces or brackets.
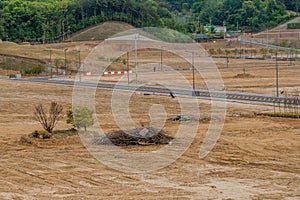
78,50,81,82
192,51,195,91
239,34,242,59
50,49,52,79
226,42,229,69
64,49,68,77
160,46,163,72
290,50,293,66
135,34,138,82
127,51,129,85
276,49,279,97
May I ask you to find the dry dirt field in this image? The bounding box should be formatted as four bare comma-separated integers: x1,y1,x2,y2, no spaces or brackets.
1,38,300,199
0,77,300,199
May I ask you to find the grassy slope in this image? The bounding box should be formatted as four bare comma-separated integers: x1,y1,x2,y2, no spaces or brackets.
68,21,135,42
272,16,300,30
0,21,135,74
0,21,135,61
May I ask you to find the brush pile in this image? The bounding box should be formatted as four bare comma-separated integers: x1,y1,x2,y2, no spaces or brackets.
94,127,173,146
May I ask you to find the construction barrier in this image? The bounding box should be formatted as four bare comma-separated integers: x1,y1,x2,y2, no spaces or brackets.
103,70,133,75
83,72,92,76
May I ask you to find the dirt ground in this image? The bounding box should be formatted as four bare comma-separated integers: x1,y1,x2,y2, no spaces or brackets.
0,79,299,199
101,56,300,96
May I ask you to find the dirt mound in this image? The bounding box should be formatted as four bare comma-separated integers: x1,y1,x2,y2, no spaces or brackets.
94,127,173,146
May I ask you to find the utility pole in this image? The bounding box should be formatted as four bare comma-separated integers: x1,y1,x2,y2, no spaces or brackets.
192,51,195,91
127,51,129,85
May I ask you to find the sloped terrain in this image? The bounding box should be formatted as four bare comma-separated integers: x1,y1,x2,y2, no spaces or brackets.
68,21,135,42
273,16,300,30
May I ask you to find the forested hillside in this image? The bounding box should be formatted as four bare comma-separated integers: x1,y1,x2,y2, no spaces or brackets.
164,0,298,32
0,0,182,43
0,0,299,43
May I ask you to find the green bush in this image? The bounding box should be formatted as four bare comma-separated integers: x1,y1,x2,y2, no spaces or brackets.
32,130,39,138
41,131,51,139
31,130,51,139
287,23,300,29
23,66,43,75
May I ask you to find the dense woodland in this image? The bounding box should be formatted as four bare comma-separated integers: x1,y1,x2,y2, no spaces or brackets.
0,0,299,42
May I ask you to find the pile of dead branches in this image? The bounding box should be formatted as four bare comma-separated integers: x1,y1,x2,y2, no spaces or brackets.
94,127,173,146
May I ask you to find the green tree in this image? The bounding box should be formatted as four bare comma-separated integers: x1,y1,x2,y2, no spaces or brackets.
72,106,94,131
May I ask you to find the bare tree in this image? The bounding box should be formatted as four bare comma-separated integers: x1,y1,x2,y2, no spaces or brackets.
34,102,63,133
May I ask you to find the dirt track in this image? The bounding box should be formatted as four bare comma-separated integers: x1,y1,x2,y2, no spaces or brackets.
0,80,299,199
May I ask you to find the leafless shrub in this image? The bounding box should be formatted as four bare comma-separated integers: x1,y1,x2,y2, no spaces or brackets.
34,102,63,133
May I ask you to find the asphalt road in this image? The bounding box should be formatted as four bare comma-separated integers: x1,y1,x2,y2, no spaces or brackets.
5,76,299,107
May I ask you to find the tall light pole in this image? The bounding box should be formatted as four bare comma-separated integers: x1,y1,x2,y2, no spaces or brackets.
239,33,242,59
267,27,269,49
192,51,195,91
78,50,81,82
226,42,229,68
223,20,226,39
276,49,279,97
64,48,68,77
50,49,52,79
135,34,138,82
160,46,163,72
289,49,292,66
127,51,129,85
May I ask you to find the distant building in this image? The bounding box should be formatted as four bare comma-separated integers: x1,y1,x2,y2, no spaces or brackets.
215,26,227,33
204,25,227,33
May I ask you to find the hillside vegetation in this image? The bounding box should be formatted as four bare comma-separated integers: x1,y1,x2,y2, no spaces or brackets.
0,0,299,43
68,21,134,41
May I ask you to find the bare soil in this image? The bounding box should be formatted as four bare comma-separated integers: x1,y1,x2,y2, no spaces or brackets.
0,36,300,199
0,79,299,199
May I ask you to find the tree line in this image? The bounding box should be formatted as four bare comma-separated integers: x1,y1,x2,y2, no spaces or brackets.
0,0,299,43
0,0,181,43
165,0,298,33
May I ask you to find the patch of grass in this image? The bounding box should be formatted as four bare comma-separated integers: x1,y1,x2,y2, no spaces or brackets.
31,129,77,140
53,129,78,136
257,112,300,118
